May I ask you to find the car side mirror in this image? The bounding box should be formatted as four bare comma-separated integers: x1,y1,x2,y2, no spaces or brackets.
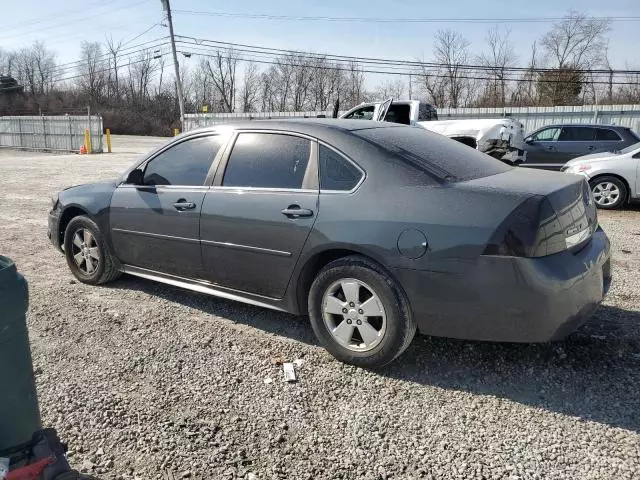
525,138,534,144
125,168,144,185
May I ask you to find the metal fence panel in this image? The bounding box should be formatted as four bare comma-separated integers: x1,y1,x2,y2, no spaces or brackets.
0,115,103,153
184,110,338,130
438,104,640,135
185,105,640,136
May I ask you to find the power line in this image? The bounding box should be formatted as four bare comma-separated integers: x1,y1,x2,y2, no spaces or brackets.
175,36,640,77
50,38,170,75
121,21,164,47
0,0,152,41
1,0,111,33
172,9,640,24
181,47,640,86
53,51,171,85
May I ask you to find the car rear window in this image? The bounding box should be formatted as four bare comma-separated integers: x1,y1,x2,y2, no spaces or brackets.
596,128,622,141
353,126,511,182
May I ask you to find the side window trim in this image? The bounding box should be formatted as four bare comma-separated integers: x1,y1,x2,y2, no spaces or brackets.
212,129,317,192
317,141,366,194
122,133,226,188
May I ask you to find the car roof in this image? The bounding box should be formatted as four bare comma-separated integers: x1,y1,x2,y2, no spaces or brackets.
536,124,629,130
185,118,406,136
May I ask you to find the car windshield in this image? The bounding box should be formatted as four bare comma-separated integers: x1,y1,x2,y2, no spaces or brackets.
353,126,512,182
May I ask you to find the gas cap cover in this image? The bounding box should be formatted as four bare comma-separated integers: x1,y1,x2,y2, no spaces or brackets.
397,229,428,259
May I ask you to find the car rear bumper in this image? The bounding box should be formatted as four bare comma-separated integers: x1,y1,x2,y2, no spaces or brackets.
393,227,611,343
48,209,63,252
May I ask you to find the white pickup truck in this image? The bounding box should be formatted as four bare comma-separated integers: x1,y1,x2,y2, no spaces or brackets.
340,99,526,164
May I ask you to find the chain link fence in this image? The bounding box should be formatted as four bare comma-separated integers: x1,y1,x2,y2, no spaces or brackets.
0,115,104,153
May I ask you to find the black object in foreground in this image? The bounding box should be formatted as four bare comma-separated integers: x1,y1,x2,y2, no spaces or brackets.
0,256,40,451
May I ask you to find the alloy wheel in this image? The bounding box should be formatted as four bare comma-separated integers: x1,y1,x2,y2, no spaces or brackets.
71,228,100,274
592,182,621,207
321,278,387,352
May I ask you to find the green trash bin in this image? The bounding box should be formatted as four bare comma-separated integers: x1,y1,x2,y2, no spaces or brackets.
0,256,41,451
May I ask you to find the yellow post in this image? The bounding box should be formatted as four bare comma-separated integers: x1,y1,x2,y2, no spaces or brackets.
84,129,91,154
105,128,112,153
173,128,180,136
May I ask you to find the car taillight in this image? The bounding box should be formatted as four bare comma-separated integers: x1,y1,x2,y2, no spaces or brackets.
483,193,591,258
483,195,563,257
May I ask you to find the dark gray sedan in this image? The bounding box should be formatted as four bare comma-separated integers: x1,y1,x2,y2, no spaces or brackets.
522,124,639,170
48,120,611,367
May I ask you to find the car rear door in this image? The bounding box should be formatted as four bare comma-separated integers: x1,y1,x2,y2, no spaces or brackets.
556,126,597,162
109,134,225,277
595,127,624,152
199,131,319,298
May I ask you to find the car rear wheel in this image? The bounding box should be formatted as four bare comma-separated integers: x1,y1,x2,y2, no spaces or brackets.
308,255,416,367
64,215,121,285
590,176,627,209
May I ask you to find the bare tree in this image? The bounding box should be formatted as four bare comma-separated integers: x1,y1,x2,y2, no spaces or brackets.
541,10,610,69
433,29,471,107
155,54,166,96
374,79,406,99
239,62,260,112
14,48,37,95
259,68,276,111
105,36,122,99
340,61,365,108
538,10,611,106
418,65,448,107
512,42,539,106
77,41,107,104
204,50,238,112
477,27,517,106
126,50,157,103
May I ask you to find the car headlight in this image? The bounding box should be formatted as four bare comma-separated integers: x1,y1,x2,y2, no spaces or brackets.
564,164,592,174
51,194,60,210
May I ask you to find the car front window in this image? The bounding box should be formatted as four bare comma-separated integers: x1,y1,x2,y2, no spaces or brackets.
344,106,375,120
532,127,561,142
142,136,223,186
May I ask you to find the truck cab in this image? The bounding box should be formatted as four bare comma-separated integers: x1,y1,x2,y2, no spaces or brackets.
340,99,525,164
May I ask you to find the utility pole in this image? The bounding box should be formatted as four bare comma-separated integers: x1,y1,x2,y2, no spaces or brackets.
161,0,185,130
608,68,613,104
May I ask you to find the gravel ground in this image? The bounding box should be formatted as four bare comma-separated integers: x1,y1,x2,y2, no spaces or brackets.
1,138,639,480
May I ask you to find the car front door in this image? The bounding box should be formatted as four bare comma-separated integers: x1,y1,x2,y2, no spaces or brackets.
109,135,225,277
199,131,319,298
556,126,597,163
523,126,562,168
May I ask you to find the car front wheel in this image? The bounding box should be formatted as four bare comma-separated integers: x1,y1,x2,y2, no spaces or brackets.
308,255,416,367
590,176,627,209
63,215,121,285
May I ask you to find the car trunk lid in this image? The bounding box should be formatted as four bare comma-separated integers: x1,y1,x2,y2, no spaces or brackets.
465,168,597,257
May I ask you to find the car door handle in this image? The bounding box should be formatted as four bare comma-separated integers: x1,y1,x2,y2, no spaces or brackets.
588,145,595,150
546,145,554,151
281,205,314,218
173,200,196,211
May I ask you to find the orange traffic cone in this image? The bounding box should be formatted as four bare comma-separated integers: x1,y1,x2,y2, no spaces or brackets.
79,144,87,154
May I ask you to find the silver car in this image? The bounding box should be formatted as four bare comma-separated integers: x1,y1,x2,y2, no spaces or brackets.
562,142,640,209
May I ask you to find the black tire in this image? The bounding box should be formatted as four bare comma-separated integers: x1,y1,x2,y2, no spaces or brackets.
589,176,627,210
63,215,121,285
308,255,416,367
